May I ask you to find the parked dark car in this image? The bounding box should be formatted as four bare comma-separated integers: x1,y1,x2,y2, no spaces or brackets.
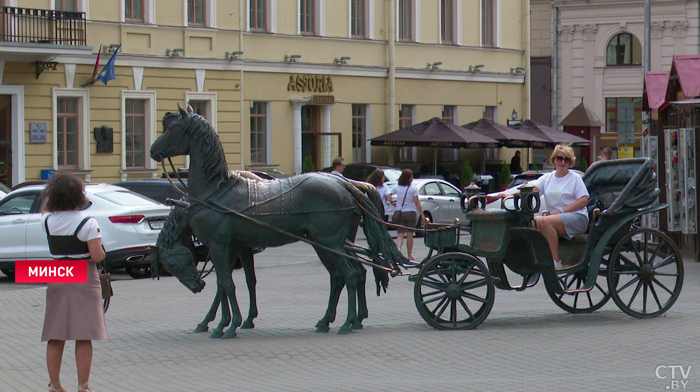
114,179,188,205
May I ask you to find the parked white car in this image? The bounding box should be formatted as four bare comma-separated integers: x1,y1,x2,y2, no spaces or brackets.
386,178,467,229
0,183,171,279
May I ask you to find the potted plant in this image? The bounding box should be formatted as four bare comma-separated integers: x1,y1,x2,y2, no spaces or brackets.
497,162,511,191
302,156,315,173
460,157,474,190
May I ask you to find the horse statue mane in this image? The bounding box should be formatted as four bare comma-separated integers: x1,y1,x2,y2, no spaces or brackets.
175,107,230,187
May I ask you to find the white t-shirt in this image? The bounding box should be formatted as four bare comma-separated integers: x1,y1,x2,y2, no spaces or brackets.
530,171,589,215
41,211,102,258
377,184,390,215
389,184,420,213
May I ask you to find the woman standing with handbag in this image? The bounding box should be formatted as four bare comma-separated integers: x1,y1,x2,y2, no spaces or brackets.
388,169,425,261
41,172,107,392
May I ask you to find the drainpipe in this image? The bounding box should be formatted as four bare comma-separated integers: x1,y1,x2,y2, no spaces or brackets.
552,3,559,128
644,0,651,73
524,0,531,166
388,0,396,166
239,0,245,170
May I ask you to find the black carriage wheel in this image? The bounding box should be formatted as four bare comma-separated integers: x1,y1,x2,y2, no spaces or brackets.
607,229,684,319
548,249,611,314
413,252,495,330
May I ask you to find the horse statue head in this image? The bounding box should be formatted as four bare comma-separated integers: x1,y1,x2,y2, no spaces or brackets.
152,203,206,293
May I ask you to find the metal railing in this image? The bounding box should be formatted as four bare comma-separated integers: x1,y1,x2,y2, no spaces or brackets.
0,6,86,46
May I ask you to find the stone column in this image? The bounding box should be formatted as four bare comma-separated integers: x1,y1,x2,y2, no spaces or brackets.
321,104,332,169
292,101,304,175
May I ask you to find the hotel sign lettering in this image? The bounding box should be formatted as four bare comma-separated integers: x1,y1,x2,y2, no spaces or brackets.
311,95,335,105
380,141,406,146
287,75,334,93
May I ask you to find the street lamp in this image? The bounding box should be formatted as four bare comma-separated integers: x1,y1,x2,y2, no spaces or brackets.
512,109,518,120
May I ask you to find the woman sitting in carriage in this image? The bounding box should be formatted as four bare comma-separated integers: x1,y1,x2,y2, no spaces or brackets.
499,144,589,270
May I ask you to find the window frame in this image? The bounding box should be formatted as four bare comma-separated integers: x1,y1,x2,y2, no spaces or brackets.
52,88,90,172
350,0,367,39
351,104,368,163
606,33,642,67
249,0,267,32
56,97,79,169
605,97,642,135
183,0,215,28
55,0,77,11
124,0,144,22
300,0,315,35
121,90,156,171
440,0,454,45
398,0,412,42
121,0,155,24
52,0,88,17
250,101,270,165
481,0,497,48
187,0,205,26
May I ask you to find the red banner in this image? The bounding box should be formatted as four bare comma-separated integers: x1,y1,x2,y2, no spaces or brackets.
14,260,88,283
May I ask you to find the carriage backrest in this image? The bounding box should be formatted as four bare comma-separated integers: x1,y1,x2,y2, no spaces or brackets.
582,158,658,216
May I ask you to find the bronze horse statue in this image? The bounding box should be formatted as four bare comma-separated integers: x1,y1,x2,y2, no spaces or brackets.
150,105,406,337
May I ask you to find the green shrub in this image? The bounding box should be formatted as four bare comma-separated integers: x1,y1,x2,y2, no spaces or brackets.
460,157,474,188
302,156,315,173
530,162,537,170
580,158,589,171
498,162,511,185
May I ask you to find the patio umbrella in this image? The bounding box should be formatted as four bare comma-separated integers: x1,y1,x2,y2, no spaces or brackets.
510,119,591,146
461,118,549,148
370,117,501,175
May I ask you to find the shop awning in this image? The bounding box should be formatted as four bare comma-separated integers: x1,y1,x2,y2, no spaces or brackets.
644,71,670,110
370,117,501,148
461,118,549,148
510,119,591,146
673,55,700,98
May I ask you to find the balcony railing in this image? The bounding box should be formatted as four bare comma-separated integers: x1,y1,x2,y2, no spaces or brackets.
0,6,86,46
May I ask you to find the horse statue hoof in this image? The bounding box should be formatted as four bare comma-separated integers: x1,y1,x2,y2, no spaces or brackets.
194,324,209,333
241,320,255,329
222,329,238,339
337,326,353,335
209,330,224,339
315,326,330,333
352,321,364,330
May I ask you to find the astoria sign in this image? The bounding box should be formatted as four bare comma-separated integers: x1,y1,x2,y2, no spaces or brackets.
287,75,334,93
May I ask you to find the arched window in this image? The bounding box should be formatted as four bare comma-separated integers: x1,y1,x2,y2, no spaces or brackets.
606,33,642,66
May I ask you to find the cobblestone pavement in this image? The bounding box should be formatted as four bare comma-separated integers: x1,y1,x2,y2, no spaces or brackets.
1,231,698,392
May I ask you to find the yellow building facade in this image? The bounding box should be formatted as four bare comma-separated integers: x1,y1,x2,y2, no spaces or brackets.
0,0,529,186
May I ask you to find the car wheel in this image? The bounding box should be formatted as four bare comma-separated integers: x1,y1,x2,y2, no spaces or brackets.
125,264,171,279
1,268,15,280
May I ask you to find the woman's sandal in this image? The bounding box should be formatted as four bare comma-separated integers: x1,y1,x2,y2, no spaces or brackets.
48,383,67,392
78,383,95,392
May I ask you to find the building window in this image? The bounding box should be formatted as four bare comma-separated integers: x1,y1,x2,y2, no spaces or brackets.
188,0,205,26
300,0,315,35
250,102,268,164
56,0,77,11
125,99,146,168
53,88,90,172
398,0,412,41
56,98,79,169
351,0,366,38
606,97,642,137
352,104,367,163
441,0,454,44
399,104,414,162
481,0,495,47
189,100,208,119
250,0,266,31
125,0,144,21
442,105,458,161
606,33,642,66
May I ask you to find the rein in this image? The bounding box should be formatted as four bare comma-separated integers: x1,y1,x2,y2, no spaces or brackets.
160,161,398,274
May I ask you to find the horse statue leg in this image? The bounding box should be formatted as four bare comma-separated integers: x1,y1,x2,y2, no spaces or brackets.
238,247,258,329
352,260,368,330
314,248,345,333
194,289,222,333
208,245,243,339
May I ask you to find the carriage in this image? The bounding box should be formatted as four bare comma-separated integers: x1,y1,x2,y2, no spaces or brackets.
410,157,684,330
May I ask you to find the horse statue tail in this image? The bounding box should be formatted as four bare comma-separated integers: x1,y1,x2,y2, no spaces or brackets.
342,179,409,294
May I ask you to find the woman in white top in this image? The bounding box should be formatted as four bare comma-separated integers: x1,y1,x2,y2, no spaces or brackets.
498,144,589,269
388,169,425,261
366,169,390,221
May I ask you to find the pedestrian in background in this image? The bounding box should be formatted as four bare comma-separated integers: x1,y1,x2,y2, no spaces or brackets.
366,169,389,221
388,169,425,261
330,157,346,176
41,172,107,392
600,147,613,161
510,151,523,173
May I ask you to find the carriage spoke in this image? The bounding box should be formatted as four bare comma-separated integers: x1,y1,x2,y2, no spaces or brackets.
460,277,489,291
457,264,475,285
651,277,675,296
421,293,447,306
434,297,451,319
643,282,648,314
450,300,457,324
421,279,448,292
626,280,643,308
653,255,676,270
460,291,488,303
458,297,475,318
648,282,663,310
616,275,641,294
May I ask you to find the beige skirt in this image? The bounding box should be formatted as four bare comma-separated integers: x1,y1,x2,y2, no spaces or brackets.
42,262,108,341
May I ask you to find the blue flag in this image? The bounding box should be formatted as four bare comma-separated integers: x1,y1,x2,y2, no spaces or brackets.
95,44,120,85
